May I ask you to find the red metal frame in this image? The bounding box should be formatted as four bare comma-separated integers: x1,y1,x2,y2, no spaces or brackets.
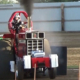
8,11,33,34
8,11,28,34
18,43,27,57
31,57,50,68
3,34,14,38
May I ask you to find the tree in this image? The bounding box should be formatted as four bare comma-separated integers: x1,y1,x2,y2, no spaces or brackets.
0,0,14,4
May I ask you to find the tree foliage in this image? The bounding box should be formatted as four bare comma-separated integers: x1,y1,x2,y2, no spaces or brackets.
0,0,14,4
0,0,79,4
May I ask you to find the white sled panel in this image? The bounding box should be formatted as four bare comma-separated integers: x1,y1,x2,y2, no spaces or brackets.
23,55,31,69
49,54,58,68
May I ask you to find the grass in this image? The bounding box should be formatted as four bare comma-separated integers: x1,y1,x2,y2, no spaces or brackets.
67,66,79,69
67,48,80,69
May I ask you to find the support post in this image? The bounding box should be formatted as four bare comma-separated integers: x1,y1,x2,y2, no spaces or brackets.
34,64,36,80
61,4,65,31
78,63,80,80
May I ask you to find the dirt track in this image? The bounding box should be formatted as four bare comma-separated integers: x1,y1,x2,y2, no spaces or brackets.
7,69,78,80
20,69,78,80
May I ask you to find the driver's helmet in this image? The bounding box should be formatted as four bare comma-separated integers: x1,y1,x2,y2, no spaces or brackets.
13,15,21,23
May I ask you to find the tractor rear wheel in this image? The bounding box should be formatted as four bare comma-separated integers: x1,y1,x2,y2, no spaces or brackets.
44,39,51,56
48,68,56,79
30,69,34,78
17,60,24,80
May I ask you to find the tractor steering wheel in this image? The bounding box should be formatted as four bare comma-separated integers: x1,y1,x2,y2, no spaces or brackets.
23,22,27,28
24,22,27,24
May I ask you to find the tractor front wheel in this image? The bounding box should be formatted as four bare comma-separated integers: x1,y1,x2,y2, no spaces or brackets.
30,69,34,78
16,60,24,80
48,68,56,79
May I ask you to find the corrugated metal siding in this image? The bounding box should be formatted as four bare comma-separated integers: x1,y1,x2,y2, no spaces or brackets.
0,2,80,32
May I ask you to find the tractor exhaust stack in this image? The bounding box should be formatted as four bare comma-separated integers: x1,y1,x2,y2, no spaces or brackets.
19,0,34,30
28,16,31,30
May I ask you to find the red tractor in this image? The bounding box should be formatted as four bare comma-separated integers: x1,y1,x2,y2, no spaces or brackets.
3,11,58,80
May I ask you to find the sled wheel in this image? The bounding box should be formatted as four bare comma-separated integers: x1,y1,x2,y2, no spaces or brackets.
30,69,34,78
48,68,56,79
30,72,34,78
17,60,24,80
44,39,51,56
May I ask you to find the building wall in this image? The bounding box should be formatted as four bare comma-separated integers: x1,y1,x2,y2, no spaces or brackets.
0,2,80,33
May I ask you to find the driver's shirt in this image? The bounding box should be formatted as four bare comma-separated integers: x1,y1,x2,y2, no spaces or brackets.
12,21,22,34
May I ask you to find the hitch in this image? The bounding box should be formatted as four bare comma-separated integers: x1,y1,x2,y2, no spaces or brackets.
37,61,45,67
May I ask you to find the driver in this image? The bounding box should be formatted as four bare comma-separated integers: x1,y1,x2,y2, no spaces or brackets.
12,14,24,47
12,15,24,33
